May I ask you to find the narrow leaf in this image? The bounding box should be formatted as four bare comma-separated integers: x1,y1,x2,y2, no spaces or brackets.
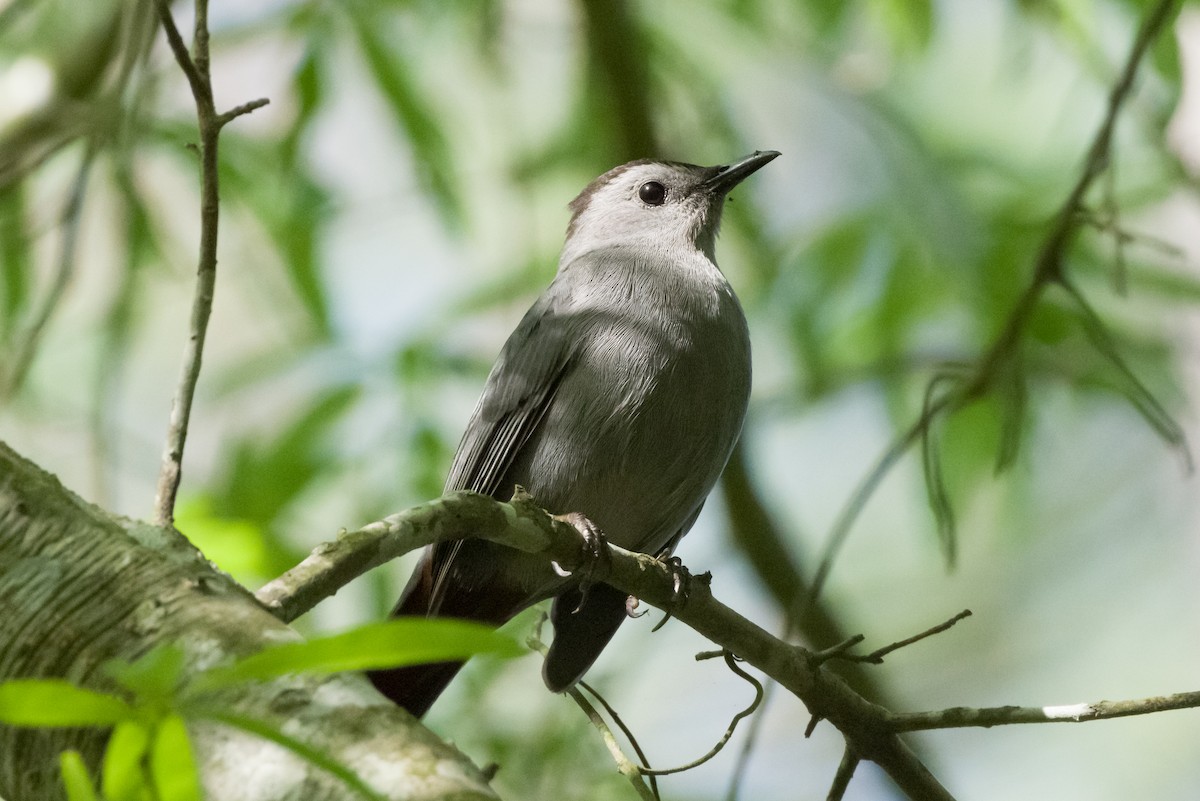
102,720,151,801
994,350,1028,473
1062,279,1190,464
105,644,187,701
921,376,958,566
151,714,202,801
0,680,133,726
198,618,522,689
215,384,360,527
347,8,463,228
60,751,100,801
0,183,29,338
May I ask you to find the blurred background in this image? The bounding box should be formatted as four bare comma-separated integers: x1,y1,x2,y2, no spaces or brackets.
2,0,1200,798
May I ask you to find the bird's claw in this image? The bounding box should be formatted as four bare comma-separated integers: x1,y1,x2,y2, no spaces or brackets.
551,511,612,613
649,556,692,632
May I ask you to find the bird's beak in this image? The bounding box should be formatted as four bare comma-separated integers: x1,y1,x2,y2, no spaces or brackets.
701,150,780,194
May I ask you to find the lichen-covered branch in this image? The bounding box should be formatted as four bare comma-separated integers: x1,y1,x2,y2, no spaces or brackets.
0,441,496,801
258,488,955,801
889,691,1200,733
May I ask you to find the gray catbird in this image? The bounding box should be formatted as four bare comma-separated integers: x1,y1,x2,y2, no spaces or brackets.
369,151,779,716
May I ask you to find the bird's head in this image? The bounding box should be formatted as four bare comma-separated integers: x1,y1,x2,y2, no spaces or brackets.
561,151,779,264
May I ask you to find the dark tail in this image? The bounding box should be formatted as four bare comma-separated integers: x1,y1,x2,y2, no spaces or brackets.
368,659,464,719
367,546,526,717
542,582,629,692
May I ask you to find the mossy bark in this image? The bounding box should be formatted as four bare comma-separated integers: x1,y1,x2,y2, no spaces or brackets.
0,441,496,801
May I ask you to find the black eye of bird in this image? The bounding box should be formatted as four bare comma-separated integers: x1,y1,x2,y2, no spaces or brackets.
638,181,667,206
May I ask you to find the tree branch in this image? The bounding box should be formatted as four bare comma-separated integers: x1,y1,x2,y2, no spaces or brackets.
827,745,859,801
151,0,268,526
258,489,956,801
0,441,496,801
807,0,1184,605
889,691,1200,733
526,629,659,801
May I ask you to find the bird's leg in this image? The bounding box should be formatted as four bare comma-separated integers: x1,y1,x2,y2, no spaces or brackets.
551,511,612,613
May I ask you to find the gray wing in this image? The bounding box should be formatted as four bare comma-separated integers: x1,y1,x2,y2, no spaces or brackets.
429,285,576,607
444,289,575,496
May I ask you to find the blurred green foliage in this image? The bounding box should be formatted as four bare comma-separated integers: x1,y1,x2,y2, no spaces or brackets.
0,0,1195,798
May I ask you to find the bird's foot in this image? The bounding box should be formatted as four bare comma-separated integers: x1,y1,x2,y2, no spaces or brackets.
622,556,700,628
551,512,612,613
649,555,693,632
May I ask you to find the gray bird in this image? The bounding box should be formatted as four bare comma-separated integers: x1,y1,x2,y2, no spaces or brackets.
369,151,778,716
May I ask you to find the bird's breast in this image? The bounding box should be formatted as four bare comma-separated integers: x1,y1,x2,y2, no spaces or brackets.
518,280,751,552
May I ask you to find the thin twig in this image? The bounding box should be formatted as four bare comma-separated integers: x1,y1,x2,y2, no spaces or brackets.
826,611,973,666
526,630,658,801
151,0,268,525
155,0,207,102
1,147,95,397
827,745,859,801
578,681,659,799
889,689,1200,732
723,678,775,801
576,652,763,783
804,0,1182,610
807,397,947,616
810,635,866,664
634,651,763,777
1078,209,1185,259
567,686,658,801
217,98,270,127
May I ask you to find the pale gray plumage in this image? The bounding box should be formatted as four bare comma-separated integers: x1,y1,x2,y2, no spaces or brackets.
368,151,778,716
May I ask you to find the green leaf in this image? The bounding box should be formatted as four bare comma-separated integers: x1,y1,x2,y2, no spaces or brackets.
60,750,100,801
877,0,934,50
214,384,361,528
409,422,454,501
1027,299,1074,345
0,182,28,339
102,720,152,801
281,42,325,169
994,350,1028,473
920,377,958,567
105,644,187,702
0,680,133,726
151,714,202,801
175,495,270,580
801,1,851,37
1123,0,1183,85
1062,279,1188,458
150,120,333,340
198,618,522,688
347,6,463,229
209,128,333,339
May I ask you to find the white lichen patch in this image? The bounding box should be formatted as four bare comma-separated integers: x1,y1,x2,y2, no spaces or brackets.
310,674,383,709
195,719,311,801
351,748,494,800
1042,703,1093,721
